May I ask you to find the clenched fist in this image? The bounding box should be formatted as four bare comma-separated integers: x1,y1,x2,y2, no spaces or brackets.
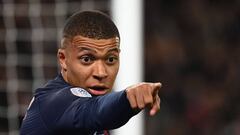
126,82,162,116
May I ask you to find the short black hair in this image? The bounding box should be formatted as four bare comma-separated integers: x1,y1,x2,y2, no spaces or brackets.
63,10,120,40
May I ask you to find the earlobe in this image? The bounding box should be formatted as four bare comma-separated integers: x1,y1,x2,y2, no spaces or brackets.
58,49,67,71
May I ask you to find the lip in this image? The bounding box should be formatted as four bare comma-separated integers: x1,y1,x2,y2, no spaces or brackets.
88,85,109,95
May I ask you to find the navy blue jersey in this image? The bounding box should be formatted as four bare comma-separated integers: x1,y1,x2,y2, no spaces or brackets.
20,74,138,135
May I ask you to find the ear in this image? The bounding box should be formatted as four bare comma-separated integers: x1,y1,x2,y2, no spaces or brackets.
58,49,67,71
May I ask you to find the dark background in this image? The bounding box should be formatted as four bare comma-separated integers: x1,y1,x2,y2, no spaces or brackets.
144,0,240,135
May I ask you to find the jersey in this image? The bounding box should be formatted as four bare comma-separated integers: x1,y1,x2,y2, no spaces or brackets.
20,74,138,135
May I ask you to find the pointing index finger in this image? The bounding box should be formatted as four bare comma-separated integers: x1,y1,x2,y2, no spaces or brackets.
154,82,162,89
152,82,162,95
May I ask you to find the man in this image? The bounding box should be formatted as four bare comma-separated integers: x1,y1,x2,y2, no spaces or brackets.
20,10,161,135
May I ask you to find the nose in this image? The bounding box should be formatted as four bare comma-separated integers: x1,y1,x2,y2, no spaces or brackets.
93,61,108,81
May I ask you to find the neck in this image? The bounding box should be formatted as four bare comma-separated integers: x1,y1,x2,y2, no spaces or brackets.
61,69,69,83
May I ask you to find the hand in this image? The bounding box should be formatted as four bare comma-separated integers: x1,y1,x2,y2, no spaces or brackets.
126,82,162,116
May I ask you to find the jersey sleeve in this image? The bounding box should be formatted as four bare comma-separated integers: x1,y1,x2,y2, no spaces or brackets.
57,91,138,132
39,88,138,133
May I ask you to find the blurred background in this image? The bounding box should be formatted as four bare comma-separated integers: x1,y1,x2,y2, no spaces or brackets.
0,0,240,135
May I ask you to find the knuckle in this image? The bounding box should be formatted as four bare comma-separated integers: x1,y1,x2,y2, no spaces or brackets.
127,88,135,95
139,82,148,88
145,97,153,104
138,103,145,109
131,104,137,109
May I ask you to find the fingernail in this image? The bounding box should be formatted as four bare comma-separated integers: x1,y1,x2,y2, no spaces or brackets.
150,109,156,116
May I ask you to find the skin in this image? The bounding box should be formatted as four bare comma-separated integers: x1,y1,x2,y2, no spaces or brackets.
58,35,161,116
126,82,161,116
58,35,120,95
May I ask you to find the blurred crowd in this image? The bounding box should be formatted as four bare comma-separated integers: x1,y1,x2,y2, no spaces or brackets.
144,0,240,135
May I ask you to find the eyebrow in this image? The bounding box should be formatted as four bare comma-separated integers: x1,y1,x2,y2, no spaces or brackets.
77,46,97,53
107,47,120,53
77,46,120,53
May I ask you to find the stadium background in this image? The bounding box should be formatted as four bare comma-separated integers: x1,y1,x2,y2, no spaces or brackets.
0,0,240,135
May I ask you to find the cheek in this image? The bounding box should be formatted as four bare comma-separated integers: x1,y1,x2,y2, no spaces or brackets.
68,61,92,84
108,64,119,80
107,65,119,89
73,65,91,79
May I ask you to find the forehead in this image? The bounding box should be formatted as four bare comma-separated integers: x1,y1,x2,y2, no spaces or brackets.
71,35,120,50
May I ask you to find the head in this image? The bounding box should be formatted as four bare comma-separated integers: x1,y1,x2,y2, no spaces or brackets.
58,10,120,96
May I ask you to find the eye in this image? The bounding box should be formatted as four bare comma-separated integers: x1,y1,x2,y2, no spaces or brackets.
106,56,118,65
80,55,94,65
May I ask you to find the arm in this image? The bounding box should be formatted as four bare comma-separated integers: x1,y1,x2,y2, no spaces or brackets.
46,82,161,132
56,90,138,132
80,91,138,130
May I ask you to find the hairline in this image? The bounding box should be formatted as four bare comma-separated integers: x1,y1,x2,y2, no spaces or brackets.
60,35,120,49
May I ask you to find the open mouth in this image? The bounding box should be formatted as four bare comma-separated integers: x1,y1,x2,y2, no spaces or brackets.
88,86,108,95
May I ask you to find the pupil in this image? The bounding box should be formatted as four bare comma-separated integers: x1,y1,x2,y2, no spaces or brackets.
85,58,89,62
109,58,113,62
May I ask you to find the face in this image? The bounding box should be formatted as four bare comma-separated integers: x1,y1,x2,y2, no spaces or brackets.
58,35,120,96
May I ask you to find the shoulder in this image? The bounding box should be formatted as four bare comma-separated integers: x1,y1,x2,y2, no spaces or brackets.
35,86,93,131
36,86,92,110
